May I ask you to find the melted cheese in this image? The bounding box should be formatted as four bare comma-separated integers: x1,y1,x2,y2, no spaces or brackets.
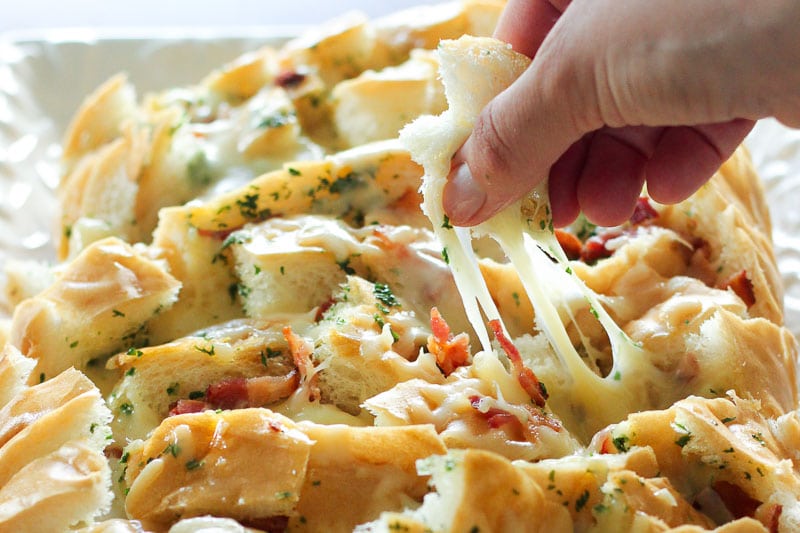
401,36,666,436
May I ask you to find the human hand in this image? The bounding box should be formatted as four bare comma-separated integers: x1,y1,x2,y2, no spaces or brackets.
443,0,800,227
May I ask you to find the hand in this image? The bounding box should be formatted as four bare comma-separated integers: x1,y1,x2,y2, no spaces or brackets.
443,0,800,227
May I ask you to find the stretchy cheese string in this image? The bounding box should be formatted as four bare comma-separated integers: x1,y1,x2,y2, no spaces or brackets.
402,37,659,433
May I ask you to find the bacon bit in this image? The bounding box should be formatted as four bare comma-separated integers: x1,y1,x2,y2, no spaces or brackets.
427,308,471,376
274,70,306,89
283,326,320,401
555,229,582,261
168,399,208,417
469,395,561,443
692,237,712,261
597,433,615,455
488,320,548,407
756,503,783,533
469,396,519,429
197,227,240,241
314,298,336,322
713,481,761,519
580,229,622,263
104,445,123,459
206,377,249,410
629,196,659,225
723,270,756,307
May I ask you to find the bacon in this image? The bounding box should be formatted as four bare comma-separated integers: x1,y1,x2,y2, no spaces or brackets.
274,70,306,89
629,196,659,225
555,229,582,261
168,399,208,417
168,371,301,417
469,395,561,443
427,307,470,376
314,298,336,322
722,269,756,307
488,320,548,407
756,503,783,533
489,320,548,406
206,377,249,410
283,326,320,401
580,229,622,263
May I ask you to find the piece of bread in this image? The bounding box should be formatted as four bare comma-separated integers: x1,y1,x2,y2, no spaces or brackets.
123,408,446,532
0,351,113,532
10,237,181,381
332,50,446,147
357,448,573,533
596,393,800,531
106,317,302,443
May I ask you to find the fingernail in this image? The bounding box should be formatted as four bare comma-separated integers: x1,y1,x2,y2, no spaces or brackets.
444,162,487,225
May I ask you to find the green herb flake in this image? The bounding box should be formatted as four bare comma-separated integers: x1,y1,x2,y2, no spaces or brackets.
126,347,144,357
125,367,136,377
675,434,692,447
275,490,293,500
119,403,134,415
112,309,125,317
442,215,453,229
194,344,216,356
373,282,400,308
185,459,204,471
164,443,181,458
721,416,737,424
288,167,301,176
612,435,630,452
188,390,205,400
329,172,362,194
187,151,213,187
442,247,450,264
166,383,179,395
575,490,590,512
69,340,79,349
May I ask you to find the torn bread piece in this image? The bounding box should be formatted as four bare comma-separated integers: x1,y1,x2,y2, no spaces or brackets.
10,237,181,382
123,408,445,532
0,348,113,531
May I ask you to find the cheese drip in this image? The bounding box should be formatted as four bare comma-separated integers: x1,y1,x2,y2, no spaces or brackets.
401,36,662,436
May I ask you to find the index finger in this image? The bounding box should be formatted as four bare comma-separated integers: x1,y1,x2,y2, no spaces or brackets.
493,0,570,58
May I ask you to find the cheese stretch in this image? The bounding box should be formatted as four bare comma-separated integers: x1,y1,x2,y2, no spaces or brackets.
400,37,664,432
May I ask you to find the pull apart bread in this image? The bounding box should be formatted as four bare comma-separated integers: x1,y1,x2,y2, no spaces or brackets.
1,1,799,532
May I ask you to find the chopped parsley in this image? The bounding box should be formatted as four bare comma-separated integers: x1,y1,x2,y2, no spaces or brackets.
119,403,134,415
187,151,213,187
612,435,630,453
185,459,204,471
373,282,400,308
575,490,590,512
194,344,216,356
